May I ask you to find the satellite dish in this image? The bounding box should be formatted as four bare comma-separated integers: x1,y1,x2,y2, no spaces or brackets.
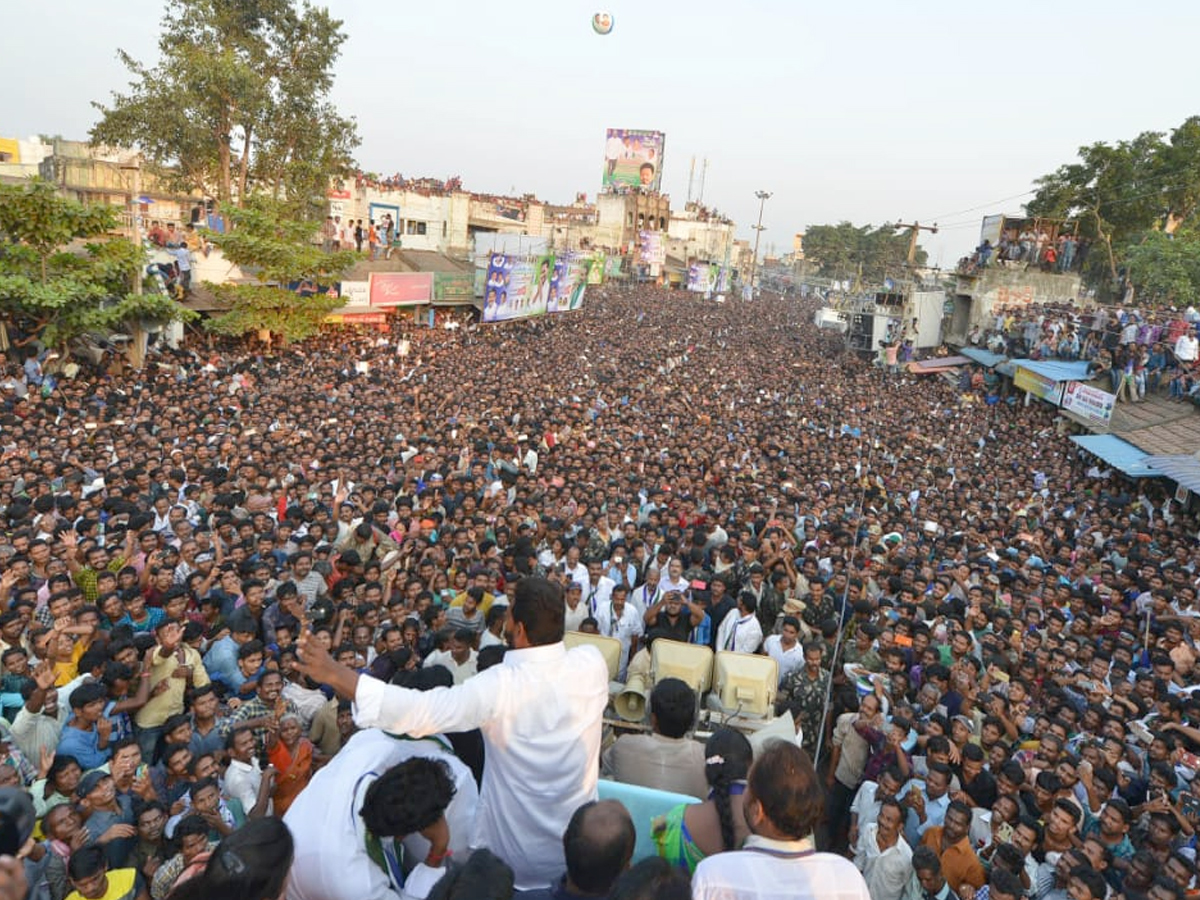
592,11,614,34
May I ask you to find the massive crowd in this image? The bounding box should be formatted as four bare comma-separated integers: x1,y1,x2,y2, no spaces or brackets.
0,284,1194,900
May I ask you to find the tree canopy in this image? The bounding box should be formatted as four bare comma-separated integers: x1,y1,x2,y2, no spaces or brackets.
0,180,188,346
1026,115,1200,296
205,199,356,341
91,0,359,218
801,222,928,284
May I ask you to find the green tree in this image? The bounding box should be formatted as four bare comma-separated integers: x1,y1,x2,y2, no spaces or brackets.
802,222,926,284
0,180,188,346
91,0,359,217
1026,131,1167,285
1122,230,1200,305
205,198,356,341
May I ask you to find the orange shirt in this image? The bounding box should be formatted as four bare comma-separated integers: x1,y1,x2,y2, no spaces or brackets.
921,827,985,893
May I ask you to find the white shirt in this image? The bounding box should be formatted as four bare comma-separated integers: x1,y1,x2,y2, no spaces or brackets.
225,757,270,818
564,600,588,633
853,825,912,900
659,575,690,596
630,583,659,617
423,649,479,685
582,577,615,617
595,601,645,679
763,635,805,682
693,835,872,900
353,641,609,890
1177,334,1199,362
565,562,589,593
285,730,478,900
850,780,885,832
717,609,764,654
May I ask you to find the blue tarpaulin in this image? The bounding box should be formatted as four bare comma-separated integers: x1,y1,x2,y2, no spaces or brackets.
1070,434,1154,477
960,346,1009,369
1013,359,1093,383
1143,455,1200,494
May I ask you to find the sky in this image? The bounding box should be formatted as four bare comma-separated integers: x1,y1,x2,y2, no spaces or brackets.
3,0,1200,267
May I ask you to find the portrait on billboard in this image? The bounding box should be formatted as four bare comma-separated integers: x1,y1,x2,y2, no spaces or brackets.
602,128,665,192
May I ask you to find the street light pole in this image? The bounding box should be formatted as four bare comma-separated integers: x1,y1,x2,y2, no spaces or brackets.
749,190,771,297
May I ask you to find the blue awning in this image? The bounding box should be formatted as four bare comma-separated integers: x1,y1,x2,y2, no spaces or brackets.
1070,434,1154,477
960,346,1009,369
1012,359,1093,383
1143,454,1200,494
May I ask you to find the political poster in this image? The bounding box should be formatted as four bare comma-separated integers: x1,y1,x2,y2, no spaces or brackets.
481,252,586,323
688,264,721,294
637,231,665,267
587,255,605,286
602,128,665,192
1014,365,1064,405
1061,381,1115,427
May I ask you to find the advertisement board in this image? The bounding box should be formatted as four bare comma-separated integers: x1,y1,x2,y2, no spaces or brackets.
602,128,665,193
433,272,475,305
587,255,606,285
1014,365,1063,405
637,231,665,266
480,252,586,323
369,272,433,307
688,263,721,294
339,280,370,307
1061,381,1115,427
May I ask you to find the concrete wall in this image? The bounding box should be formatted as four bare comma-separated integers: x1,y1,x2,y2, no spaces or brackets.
952,268,1083,337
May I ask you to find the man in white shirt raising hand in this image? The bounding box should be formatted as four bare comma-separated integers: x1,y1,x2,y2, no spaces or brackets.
296,577,609,891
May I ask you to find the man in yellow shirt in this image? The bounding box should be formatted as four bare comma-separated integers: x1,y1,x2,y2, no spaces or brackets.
134,621,209,761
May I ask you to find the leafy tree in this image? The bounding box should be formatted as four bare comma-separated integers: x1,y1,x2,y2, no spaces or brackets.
0,180,188,346
1026,131,1167,285
802,222,927,284
91,0,359,217
1121,230,1200,306
205,198,356,341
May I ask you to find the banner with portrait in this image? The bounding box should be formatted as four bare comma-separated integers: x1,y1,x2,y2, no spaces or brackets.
601,128,665,192
480,252,587,323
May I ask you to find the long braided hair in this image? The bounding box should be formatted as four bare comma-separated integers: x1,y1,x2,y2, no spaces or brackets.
704,728,753,851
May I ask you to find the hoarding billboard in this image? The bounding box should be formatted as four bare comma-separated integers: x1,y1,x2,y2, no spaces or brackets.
602,128,665,193
1061,381,1115,427
480,252,587,323
369,272,433,307
1014,365,1063,405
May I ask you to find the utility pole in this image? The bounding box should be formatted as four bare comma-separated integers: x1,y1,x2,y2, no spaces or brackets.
119,159,146,370
892,220,938,267
749,190,771,296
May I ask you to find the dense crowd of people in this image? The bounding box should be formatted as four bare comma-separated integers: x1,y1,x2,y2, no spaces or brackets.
0,284,1195,900
970,302,1200,402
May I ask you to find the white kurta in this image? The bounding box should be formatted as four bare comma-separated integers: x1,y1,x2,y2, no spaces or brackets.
693,836,873,900
284,729,479,900
351,641,609,890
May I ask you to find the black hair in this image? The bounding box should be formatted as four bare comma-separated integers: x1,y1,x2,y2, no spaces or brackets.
704,727,752,852
175,814,209,840
164,816,294,900
912,844,942,876
67,845,107,882
991,866,1024,898
607,857,691,900
425,848,514,900
748,741,820,840
360,757,456,838
563,801,635,895
1069,865,1108,900
509,576,564,646
649,677,695,739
